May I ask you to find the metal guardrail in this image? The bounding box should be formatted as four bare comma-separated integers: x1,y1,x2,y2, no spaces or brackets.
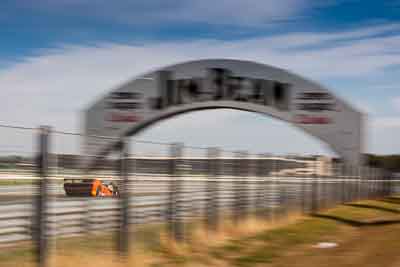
0,177,396,245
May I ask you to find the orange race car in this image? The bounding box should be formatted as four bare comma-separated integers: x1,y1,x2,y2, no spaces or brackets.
64,178,119,197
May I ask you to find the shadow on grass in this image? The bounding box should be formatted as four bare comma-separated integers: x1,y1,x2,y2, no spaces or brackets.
381,197,400,205
344,203,400,214
312,214,400,227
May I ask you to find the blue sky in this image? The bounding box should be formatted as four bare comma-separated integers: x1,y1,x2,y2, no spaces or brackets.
0,0,399,156
1,1,400,59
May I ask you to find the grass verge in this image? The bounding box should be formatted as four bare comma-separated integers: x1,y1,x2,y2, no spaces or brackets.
2,198,400,267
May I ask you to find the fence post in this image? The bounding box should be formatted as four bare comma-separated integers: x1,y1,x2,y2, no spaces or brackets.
348,165,353,202
278,160,288,217
326,165,333,209
118,137,130,256
321,168,327,210
299,160,308,214
347,165,352,202
366,167,371,199
332,163,338,206
359,166,363,200
34,126,50,267
385,170,392,197
370,167,374,199
271,158,278,220
362,166,368,200
264,156,273,219
377,169,382,198
380,170,383,197
356,166,361,201
380,169,384,198
255,154,265,217
233,151,239,224
371,168,376,199
344,164,349,203
206,147,220,231
353,166,358,202
340,163,346,204
233,151,248,224
301,172,307,214
311,160,318,214
388,171,393,196
349,165,354,202
382,169,387,198
168,143,183,242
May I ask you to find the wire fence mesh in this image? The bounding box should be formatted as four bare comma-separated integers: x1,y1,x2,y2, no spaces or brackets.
0,124,398,266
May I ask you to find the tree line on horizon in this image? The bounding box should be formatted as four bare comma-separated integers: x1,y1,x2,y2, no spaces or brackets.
0,154,399,173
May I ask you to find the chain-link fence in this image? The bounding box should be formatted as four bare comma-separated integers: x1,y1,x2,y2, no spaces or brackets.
0,124,397,266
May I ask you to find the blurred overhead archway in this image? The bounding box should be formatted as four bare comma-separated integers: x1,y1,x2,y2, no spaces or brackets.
84,59,364,168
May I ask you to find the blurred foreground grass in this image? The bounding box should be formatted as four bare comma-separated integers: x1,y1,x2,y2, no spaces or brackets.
2,197,400,267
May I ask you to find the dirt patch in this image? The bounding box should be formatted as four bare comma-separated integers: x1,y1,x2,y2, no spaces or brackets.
273,224,400,267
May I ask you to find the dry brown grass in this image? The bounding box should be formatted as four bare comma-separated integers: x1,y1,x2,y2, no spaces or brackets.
0,213,308,267
4,200,400,267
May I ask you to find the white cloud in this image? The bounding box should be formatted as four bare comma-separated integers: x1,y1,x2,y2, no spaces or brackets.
0,24,400,155
262,23,400,49
371,116,400,129
353,101,376,115
176,0,310,25
367,116,400,154
16,0,312,26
